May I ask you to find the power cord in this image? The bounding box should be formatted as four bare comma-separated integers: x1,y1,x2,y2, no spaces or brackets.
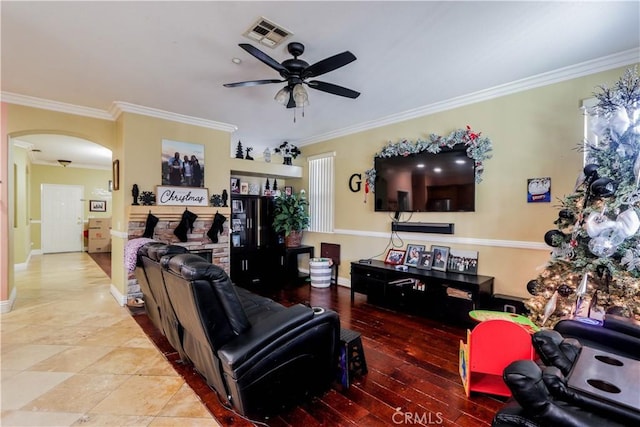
214,390,271,426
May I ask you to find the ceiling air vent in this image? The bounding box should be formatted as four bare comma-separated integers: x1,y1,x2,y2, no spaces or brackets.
244,17,292,48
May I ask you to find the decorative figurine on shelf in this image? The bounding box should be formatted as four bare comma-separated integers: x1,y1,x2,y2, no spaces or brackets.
264,148,271,163
139,191,156,206
235,141,244,159
264,178,271,196
210,194,223,207
273,179,278,191
245,147,254,160
132,184,140,205
221,189,229,207
274,141,301,165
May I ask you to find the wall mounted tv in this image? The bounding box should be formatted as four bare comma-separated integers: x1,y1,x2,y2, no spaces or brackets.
374,146,475,213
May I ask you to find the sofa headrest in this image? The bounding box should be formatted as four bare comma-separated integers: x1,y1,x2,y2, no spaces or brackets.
138,241,164,258
166,253,211,275
148,244,188,262
166,254,251,335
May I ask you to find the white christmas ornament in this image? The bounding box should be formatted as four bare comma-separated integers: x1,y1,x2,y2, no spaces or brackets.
542,291,558,326
576,273,588,297
616,208,640,238
588,229,624,257
585,212,617,238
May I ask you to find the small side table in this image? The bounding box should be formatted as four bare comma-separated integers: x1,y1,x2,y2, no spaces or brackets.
338,328,368,388
284,245,314,282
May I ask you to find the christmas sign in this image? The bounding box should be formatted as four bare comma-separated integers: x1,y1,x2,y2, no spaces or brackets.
156,186,209,206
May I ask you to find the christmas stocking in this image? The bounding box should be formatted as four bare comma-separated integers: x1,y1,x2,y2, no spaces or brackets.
142,212,159,238
207,212,227,243
173,210,198,242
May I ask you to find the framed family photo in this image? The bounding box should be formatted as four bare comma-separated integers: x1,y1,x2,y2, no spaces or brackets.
430,245,450,271
447,249,479,275
417,251,433,270
404,244,425,266
384,249,406,265
162,139,205,187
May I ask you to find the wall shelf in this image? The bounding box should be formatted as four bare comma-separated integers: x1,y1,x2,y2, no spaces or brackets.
230,158,302,179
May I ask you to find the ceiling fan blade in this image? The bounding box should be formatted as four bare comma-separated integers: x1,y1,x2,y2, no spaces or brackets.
223,79,284,88
307,80,360,99
304,51,356,78
239,43,288,74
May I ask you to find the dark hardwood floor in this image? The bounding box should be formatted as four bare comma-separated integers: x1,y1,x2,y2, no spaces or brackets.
89,254,505,426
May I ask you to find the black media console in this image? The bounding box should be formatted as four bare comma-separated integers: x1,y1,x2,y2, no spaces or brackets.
351,260,494,325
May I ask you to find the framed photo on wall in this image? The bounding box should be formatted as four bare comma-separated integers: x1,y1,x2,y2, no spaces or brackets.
447,249,479,275
430,245,450,271
89,200,106,212
162,139,205,187
417,251,433,270
384,249,406,265
404,244,425,266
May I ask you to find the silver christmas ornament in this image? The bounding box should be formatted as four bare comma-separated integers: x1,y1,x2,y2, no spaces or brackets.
541,291,558,326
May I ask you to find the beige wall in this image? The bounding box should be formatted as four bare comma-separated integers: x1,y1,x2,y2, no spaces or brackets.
302,66,635,298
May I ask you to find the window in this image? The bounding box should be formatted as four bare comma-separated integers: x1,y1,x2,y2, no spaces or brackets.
308,152,335,233
581,97,598,166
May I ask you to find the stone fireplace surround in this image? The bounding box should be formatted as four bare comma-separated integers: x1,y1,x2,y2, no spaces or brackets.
126,205,230,298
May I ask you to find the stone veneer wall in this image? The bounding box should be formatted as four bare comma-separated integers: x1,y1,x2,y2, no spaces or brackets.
126,206,230,299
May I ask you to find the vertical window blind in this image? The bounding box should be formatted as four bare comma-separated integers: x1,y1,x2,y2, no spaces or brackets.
308,152,335,233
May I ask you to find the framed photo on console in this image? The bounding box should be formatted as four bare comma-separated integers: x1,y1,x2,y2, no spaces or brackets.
384,249,406,265
404,244,425,266
447,249,479,275
430,245,450,271
417,251,433,270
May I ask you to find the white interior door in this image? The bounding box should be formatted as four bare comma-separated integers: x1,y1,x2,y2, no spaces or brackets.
42,184,84,253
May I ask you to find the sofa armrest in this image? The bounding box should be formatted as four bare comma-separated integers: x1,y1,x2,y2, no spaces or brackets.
218,304,331,369
554,319,640,360
603,314,640,338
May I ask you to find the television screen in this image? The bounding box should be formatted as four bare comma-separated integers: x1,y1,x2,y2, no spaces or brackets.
374,147,475,212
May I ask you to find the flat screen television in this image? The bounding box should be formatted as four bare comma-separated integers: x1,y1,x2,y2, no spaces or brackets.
374,146,475,212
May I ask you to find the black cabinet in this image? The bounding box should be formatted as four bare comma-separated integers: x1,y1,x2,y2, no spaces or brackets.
350,260,494,325
230,195,284,287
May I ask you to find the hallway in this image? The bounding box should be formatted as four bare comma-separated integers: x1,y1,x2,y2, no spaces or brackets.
1,252,220,426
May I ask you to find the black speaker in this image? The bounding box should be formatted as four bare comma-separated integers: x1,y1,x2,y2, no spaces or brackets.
391,222,455,234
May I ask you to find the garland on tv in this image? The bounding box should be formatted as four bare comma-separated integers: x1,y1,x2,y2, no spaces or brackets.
364,126,493,192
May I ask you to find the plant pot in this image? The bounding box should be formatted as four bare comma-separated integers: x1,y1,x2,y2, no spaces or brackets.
285,230,303,247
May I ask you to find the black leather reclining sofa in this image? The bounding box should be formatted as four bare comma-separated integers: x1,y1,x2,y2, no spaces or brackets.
135,242,341,419
492,317,640,427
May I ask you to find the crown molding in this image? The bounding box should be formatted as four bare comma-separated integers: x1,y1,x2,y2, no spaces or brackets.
1,92,113,120
296,48,640,146
109,101,238,133
0,93,238,133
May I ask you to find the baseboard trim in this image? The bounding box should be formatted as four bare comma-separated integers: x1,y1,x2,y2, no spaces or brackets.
110,284,127,306
0,287,17,313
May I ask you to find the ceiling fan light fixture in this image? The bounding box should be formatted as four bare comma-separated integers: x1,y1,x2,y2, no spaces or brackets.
57,159,72,167
292,83,309,107
274,86,290,105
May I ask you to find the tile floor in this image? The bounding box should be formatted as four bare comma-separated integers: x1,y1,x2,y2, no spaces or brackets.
1,252,221,426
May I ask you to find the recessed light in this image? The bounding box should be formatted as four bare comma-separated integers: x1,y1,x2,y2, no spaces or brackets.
455,159,466,164
416,163,425,168
232,57,242,64
434,167,442,173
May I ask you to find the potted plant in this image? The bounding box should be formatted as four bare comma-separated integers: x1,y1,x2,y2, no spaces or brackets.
272,190,309,247
274,141,301,165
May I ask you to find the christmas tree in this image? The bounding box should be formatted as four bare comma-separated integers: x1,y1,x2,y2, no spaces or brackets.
526,68,640,327
235,141,244,159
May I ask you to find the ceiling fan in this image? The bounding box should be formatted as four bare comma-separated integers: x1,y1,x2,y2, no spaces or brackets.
224,42,360,108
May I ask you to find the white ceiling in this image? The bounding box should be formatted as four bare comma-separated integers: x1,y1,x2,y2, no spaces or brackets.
2,1,639,168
